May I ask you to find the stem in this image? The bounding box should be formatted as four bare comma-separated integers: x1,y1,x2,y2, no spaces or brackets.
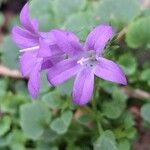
92,77,103,135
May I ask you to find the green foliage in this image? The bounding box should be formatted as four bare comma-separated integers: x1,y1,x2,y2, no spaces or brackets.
94,131,118,150
126,16,150,49
0,0,150,149
118,53,137,75
140,69,150,86
0,116,11,136
0,13,4,26
102,90,127,119
20,101,51,139
1,36,19,69
30,0,56,31
94,0,140,29
54,0,87,23
141,103,150,124
50,110,72,134
42,91,62,109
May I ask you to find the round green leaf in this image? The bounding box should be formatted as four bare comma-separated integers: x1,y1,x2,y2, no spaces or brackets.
102,90,127,119
0,116,11,136
126,16,150,49
1,36,19,69
94,131,118,150
50,118,67,135
141,103,150,124
42,91,62,109
94,0,140,29
50,110,72,134
63,12,96,41
118,53,137,75
54,0,87,23
118,139,130,150
20,101,51,140
0,13,4,26
56,79,73,95
29,0,56,31
61,110,73,127
140,69,150,82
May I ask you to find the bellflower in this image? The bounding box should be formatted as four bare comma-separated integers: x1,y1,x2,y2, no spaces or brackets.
11,3,72,98
47,25,127,106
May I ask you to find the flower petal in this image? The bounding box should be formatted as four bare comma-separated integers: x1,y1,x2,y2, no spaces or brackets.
72,68,94,106
94,57,127,85
19,51,38,76
51,29,82,55
28,63,41,99
47,58,80,86
20,3,38,33
38,33,63,57
12,26,38,49
41,55,65,70
85,24,113,54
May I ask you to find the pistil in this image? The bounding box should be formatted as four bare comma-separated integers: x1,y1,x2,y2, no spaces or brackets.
20,46,39,53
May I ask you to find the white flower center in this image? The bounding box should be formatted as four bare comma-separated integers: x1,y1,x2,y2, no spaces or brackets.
20,46,39,53
77,50,97,67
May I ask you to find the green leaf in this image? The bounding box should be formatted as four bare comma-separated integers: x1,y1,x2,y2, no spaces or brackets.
7,129,26,150
141,8,150,17
1,36,19,69
123,112,135,129
94,130,118,150
50,118,67,135
102,90,127,119
99,81,118,94
77,113,93,125
126,16,150,49
0,116,11,136
63,12,96,40
0,79,7,97
40,72,51,93
61,110,73,127
42,91,62,109
54,0,87,23
118,139,130,150
140,69,150,83
94,0,140,29
29,0,56,31
0,13,4,26
141,103,150,124
57,78,73,95
118,53,137,75
0,137,7,147
20,101,51,140
50,110,72,134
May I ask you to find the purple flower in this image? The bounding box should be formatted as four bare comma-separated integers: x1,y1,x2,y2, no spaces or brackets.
12,3,83,98
47,25,127,106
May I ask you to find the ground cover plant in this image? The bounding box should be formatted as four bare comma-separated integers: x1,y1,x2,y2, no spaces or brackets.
0,0,150,150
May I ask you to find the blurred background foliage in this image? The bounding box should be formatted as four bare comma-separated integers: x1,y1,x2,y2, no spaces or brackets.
0,0,150,150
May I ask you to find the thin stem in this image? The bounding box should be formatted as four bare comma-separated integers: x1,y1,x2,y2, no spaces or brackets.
92,77,103,135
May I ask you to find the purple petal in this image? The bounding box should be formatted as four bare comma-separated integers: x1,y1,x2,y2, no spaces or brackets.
84,24,113,54
38,33,63,57
50,29,82,55
72,68,94,106
12,26,38,49
47,58,81,86
20,3,38,33
94,57,127,85
41,55,65,70
28,63,41,98
19,51,38,76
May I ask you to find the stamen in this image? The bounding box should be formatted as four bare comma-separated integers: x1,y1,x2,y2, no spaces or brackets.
77,57,90,65
20,46,39,53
